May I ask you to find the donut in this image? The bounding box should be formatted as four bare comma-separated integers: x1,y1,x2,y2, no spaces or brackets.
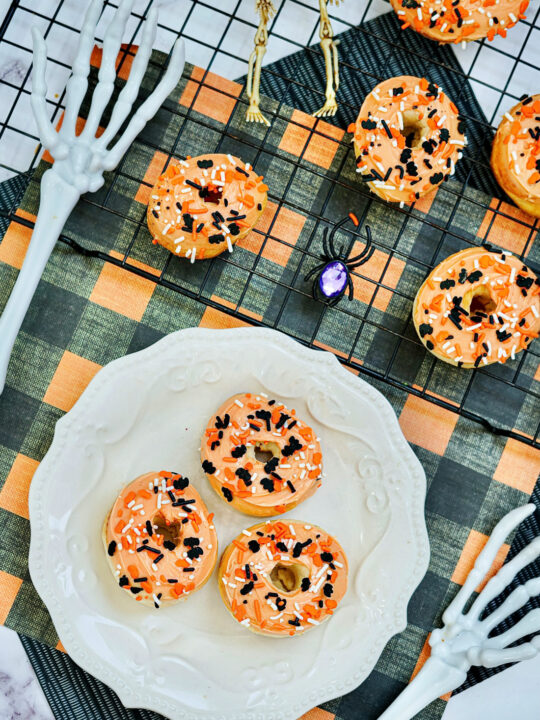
389,0,528,43
413,246,540,368
103,471,217,607
218,520,348,637
201,392,323,517
491,95,540,218
351,77,466,206
147,154,268,261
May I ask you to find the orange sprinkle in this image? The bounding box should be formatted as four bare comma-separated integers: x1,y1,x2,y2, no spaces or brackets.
349,212,359,226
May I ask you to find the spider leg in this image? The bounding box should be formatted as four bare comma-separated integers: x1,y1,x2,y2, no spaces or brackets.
348,244,375,268
346,225,374,265
327,293,343,307
328,216,350,259
305,263,325,282
322,227,331,259
312,276,317,301
346,272,354,301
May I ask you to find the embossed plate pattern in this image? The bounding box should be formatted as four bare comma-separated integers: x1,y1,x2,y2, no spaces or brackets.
29,327,429,720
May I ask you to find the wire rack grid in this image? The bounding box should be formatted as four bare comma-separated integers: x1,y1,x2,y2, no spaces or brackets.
0,0,539,449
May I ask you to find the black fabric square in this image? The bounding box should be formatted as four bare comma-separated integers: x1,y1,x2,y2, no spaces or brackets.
127,323,165,355
407,570,450,631
0,388,40,453
21,281,85,348
426,457,491,526
334,669,406,719
463,371,525,432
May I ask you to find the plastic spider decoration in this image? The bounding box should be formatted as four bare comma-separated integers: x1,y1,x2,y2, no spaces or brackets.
304,215,375,306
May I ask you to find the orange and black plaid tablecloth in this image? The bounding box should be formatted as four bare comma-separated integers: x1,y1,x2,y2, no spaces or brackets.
1,12,539,720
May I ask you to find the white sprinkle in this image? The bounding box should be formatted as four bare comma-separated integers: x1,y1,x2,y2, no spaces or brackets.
504,112,514,123
307,618,320,625
242,530,252,536
234,399,244,408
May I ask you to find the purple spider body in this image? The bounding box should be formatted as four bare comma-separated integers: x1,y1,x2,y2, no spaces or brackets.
305,216,375,306
319,261,348,298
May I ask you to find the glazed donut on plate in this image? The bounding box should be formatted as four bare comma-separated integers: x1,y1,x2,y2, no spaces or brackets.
389,0,528,43
201,392,323,517
218,520,348,637
351,76,466,205
491,94,540,218
103,471,217,607
413,246,540,368
147,153,268,261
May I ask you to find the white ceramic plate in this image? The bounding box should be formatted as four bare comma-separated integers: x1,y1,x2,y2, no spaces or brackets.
29,327,429,720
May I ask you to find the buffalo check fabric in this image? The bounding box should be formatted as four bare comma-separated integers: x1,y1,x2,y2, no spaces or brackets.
1,21,540,720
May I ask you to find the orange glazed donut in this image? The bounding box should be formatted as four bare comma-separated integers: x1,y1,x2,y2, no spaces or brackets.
218,520,348,637
491,94,540,218
352,76,466,205
103,471,217,607
201,392,323,517
389,0,528,43
413,246,540,368
147,154,267,261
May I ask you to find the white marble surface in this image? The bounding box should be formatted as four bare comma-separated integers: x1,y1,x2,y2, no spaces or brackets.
0,625,53,720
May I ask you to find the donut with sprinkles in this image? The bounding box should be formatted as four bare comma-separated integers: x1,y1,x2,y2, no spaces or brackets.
218,520,348,637
413,246,540,368
147,154,268,262
103,471,217,607
351,76,466,206
491,94,540,218
201,392,323,517
389,0,528,43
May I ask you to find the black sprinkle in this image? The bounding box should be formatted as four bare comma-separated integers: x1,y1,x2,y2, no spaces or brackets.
240,581,254,596
221,486,233,502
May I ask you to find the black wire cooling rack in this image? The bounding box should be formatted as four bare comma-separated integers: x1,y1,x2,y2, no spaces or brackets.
0,0,539,449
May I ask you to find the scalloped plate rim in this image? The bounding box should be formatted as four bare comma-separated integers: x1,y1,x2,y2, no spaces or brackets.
28,326,429,720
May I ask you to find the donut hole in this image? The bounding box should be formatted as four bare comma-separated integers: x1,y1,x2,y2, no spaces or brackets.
401,111,429,149
463,285,497,315
152,513,182,549
270,562,310,593
248,441,281,465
